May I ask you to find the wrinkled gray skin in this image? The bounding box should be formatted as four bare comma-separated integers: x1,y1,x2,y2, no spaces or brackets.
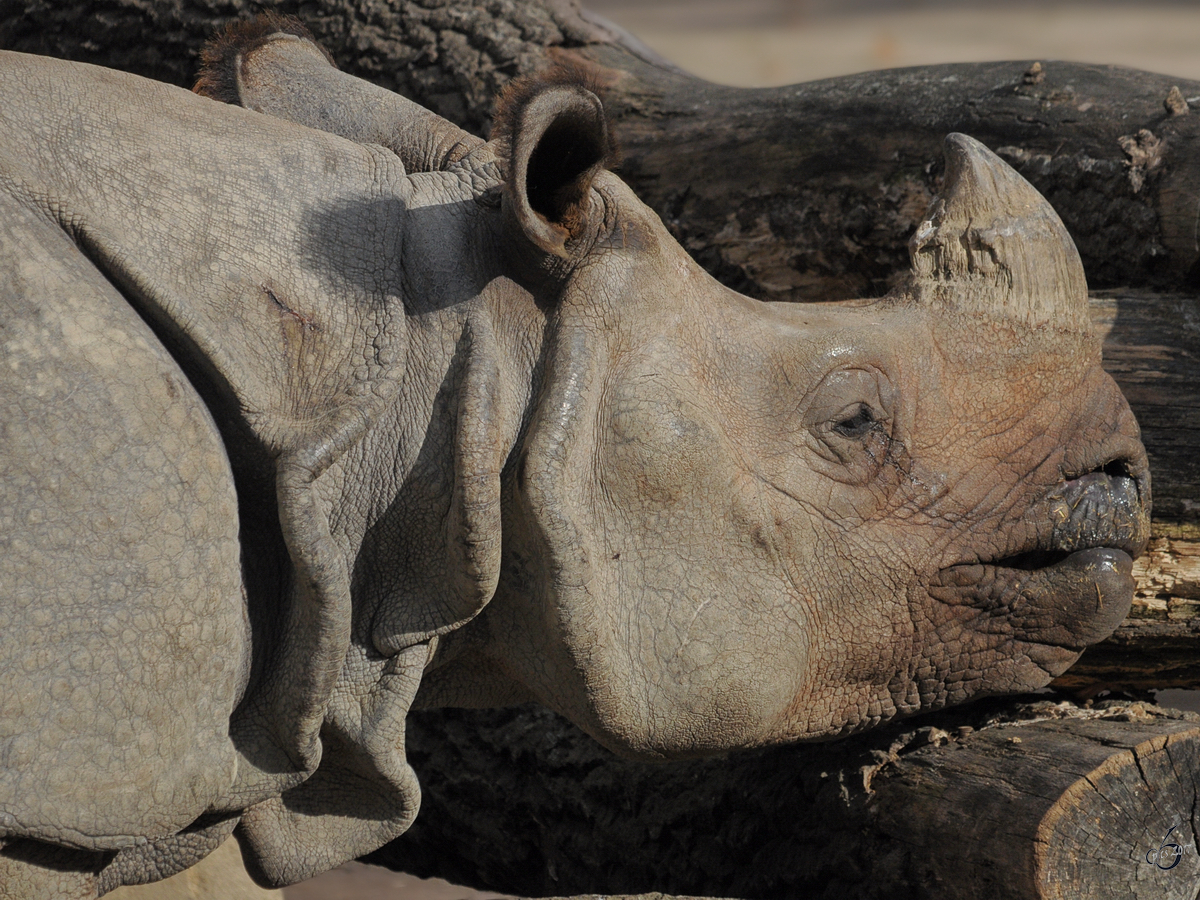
0,28,1149,900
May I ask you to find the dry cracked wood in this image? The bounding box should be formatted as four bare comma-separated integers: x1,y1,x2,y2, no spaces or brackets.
1060,290,1200,691
374,698,1200,900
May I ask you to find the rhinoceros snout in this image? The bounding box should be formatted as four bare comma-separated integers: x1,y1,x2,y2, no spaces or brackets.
928,465,1148,660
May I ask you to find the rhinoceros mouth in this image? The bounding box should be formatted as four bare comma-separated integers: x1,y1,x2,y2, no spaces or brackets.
929,468,1147,651
1016,465,1146,557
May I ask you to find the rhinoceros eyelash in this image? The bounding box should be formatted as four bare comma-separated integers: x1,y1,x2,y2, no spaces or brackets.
831,404,879,439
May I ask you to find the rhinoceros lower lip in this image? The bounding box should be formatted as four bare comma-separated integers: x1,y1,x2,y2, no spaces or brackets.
931,547,1135,650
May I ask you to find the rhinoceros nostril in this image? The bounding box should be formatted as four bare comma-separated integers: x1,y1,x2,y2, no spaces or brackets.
1101,458,1132,480
1064,456,1135,487
1046,468,1148,559
1065,450,1150,507
1095,456,1152,509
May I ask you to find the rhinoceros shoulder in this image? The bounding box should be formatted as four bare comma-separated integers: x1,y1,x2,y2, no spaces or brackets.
0,179,246,850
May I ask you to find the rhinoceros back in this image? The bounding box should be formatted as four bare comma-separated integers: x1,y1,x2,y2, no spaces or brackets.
0,187,248,850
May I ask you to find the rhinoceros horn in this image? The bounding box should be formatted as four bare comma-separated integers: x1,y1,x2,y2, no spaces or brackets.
908,133,1089,331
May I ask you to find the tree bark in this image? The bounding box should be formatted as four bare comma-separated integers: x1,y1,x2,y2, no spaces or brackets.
1091,290,1198,527
369,698,1200,900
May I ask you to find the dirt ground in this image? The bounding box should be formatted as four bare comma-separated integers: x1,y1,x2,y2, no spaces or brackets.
282,862,510,900
115,3,1200,898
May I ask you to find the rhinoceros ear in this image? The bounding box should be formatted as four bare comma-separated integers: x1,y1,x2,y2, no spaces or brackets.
908,133,1090,331
195,14,487,174
492,66,619,257
194,13,335,105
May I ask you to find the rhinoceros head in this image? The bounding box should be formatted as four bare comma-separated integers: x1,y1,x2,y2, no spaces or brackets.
409,78,1149,757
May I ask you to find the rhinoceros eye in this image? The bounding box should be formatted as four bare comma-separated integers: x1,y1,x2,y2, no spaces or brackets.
832,403,878,439
802,366,898,485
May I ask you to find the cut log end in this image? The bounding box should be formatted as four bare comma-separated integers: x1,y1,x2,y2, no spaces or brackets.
861,708,1200,899
1035,723,1200,898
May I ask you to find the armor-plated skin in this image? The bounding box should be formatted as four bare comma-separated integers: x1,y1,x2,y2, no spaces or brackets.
0,28,1147,898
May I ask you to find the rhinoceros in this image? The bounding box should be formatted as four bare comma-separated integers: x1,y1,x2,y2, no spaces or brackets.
0,16,1149,899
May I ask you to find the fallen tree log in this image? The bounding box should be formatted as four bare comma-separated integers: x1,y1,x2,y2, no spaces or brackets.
1053,289,1200,691
371,698,1200,899
5,1,1199,300
579,51,1200,303
1090,290,1198,527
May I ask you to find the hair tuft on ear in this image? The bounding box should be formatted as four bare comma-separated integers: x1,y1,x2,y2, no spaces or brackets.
489,60,621,180
193,13,335,104
489,60,621,255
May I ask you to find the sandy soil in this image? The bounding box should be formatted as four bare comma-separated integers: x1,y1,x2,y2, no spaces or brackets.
108,838,511,900
282,863,510,900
